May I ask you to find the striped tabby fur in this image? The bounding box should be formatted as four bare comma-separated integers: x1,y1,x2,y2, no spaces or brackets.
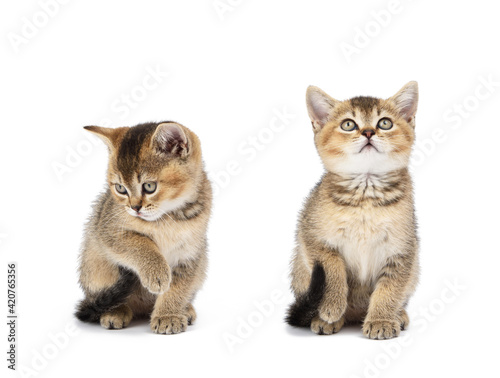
287,82,420,339
76,121,211,334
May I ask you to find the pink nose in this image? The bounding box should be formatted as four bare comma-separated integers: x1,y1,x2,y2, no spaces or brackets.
131,205,142,212
362,129,375,139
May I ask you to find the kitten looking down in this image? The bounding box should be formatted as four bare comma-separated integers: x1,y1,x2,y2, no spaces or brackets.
75,121,212,334
286,82,419,339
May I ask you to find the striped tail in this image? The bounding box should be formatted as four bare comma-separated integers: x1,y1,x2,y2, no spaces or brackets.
75,267,139,323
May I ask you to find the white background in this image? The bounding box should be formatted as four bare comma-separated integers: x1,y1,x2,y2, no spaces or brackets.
1,1,499,377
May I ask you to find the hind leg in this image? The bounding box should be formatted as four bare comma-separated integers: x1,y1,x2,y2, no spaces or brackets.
79,246,121,295
76,248,122,323
126,285,156,319
76,244,139,323
398,308,410,330
185,303,197,325
100,304,133,329
344,281,371,323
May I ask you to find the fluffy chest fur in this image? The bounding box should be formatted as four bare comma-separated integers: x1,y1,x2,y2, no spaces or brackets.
323,206,399,285
150,226,200,267
315,173,413,285
130,214,207,268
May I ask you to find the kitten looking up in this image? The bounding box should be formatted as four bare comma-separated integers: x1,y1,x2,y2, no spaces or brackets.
286,82,420,339
76,121,212,334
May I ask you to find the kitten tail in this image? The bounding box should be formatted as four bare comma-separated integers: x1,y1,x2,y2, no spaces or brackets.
285,262,326,327
75,267,139,323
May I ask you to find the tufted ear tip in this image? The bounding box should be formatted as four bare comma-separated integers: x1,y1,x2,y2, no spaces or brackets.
83,125,103,133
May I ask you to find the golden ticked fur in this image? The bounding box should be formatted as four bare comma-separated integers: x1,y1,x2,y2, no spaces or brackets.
286,82,420,339
76,121,212,334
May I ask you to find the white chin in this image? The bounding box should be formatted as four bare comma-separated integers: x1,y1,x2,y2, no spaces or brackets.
127,193,193,222
323,153,406,174
126,210,159,222
139,213,161,222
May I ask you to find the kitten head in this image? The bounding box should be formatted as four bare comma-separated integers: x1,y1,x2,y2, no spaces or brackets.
306,82,418,174
84,121,204,221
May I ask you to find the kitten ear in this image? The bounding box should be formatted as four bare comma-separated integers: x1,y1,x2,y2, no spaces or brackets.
83,126,122,150
306,86,338,132
151,122,190,158
389,81,419,125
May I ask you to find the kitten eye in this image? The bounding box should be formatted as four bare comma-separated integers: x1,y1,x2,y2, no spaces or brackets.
143,182,157,194
115,184,127,194
377,118,393,130
341,119,357,131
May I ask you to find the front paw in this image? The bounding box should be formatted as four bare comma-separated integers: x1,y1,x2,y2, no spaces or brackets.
151,314,188,335
363,319,400,340
100,304,133,330
311,316,344,335
140,261,171,295
318,297,347,323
